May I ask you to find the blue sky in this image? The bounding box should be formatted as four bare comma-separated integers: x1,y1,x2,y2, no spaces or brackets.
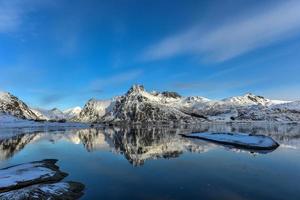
0,0,300,109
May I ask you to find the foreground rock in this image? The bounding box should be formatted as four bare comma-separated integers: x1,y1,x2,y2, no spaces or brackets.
0,181,84,200
0,159,67,192
181,132,279,150
0,159,84,199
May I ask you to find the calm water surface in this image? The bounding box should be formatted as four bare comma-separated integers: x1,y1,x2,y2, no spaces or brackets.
0,123,299,200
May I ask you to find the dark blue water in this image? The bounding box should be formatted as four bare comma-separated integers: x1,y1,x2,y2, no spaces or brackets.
0,123,299,200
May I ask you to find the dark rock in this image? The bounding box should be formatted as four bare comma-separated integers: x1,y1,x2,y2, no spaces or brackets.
161,91,181,98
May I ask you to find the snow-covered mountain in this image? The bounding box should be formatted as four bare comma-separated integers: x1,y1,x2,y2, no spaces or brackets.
63,107,82,119
31,107,82,121
76,85,210,123
1,86,300,124
0,92,39,120
77,99,113,122
0,91,82,122
99,85,207,124
75,85,300,123
222,93,288,106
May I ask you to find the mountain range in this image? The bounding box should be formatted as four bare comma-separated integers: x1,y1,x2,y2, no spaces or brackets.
1,85,300,124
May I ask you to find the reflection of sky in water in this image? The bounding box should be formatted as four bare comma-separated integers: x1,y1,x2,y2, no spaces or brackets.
0,123,299,200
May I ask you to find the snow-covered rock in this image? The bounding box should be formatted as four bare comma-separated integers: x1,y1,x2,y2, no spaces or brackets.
0,181,84,200
0,92,39,120
0,159,84,199
182,132,279,150
0,159,67,192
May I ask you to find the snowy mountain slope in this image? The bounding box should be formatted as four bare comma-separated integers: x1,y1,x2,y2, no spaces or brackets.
100,85,207,123
77,99,114,122
0,92,39,120
63,106,82,119
271,101,300,112
222,93,289,106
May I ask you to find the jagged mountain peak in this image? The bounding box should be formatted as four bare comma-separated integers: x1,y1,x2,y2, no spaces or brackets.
161,91,182,98
126,84,145,95
0,91,11,98
243,93,264,99
87,98,97,103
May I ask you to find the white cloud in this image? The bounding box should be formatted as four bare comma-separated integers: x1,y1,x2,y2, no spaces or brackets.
142,0,300,62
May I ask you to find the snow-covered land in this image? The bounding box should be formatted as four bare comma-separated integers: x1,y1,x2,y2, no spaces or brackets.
0,159,67,192
0,114,87,128
182,132,279,150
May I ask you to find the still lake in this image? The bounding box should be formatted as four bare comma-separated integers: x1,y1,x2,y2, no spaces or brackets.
0,123,299,200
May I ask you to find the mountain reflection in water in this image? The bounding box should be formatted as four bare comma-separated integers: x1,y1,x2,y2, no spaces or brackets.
0,122,300,166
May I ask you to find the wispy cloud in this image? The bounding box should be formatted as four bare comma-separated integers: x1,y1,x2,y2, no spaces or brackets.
259,84,300,101
142,0,300,62
39,93,64,105
89,69,143,91
0,1,21,32
173,78,266,92
0,0,49,33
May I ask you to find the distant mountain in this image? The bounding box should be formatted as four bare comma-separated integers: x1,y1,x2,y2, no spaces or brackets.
31,108,65,121
0,92,39,120
222,93,288,106
32,107,82,121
